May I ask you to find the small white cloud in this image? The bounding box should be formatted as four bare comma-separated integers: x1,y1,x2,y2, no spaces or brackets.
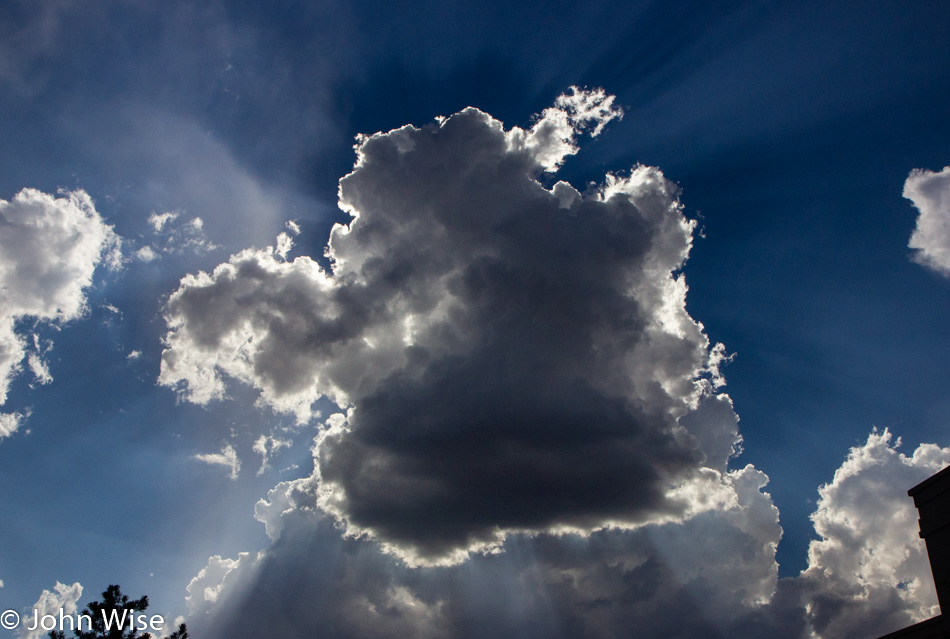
904,166,950,276
0,410,28,441
195,443,241,479
285,220,301,235
148,210,179,232
127,350,142,360
135,245,159,262
554,85,623,136
26,352,52,386
275,232,294,259
511,85,623,172
18,582,83,639
145,211,219,258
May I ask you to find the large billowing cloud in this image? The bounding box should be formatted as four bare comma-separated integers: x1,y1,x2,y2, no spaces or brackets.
904,166,950,276
0,188,120,433
160,88,745,564
162,90,950,638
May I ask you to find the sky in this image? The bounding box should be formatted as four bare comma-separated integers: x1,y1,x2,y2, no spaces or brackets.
1,1,950,638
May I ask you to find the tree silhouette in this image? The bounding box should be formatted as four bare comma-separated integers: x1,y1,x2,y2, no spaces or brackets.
48,585,187,639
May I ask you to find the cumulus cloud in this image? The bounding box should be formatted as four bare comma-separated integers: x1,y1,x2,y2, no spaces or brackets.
904,166,950,276
163,91,950,638
195,443,241,479
0,188,120,415
18,581,83,639
159,88,743,564
149,211,179,232
791,429,950,639
135,245,159,263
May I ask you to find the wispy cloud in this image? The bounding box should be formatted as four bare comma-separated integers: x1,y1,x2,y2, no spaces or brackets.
195,443,241,480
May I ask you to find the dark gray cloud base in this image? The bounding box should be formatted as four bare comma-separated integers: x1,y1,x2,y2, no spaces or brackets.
188,431,949,639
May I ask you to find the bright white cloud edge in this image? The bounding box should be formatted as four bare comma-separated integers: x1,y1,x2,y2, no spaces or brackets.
905,166,950,276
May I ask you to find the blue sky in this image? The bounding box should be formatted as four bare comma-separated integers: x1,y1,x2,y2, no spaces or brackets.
1,2,950,638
